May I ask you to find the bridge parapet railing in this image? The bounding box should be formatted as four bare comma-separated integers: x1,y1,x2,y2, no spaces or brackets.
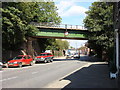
30,22,87,30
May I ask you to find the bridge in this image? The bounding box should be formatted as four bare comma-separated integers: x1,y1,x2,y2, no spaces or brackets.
31,22,88,40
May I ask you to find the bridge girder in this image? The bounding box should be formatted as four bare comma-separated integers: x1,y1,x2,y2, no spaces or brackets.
33,27,89,40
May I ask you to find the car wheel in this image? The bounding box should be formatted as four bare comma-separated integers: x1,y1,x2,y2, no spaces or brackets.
50,59,53,62
47,60,51,63
6,64,9,68
30,61,33,66
44,59,47,63
71,57,74,59
19,63,22,68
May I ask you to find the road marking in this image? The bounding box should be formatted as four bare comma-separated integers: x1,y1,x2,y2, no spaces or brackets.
0,76,18,82
32,72,38,74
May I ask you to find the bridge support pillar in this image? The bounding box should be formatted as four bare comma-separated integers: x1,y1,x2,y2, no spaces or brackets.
26,37,34,57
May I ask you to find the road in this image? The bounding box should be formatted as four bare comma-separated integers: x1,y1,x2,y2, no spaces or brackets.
1,56,89,88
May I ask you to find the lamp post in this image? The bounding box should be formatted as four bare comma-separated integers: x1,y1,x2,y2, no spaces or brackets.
110,2,120,79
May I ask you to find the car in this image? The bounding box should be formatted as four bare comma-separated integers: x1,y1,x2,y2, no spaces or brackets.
73,53,80,59
7,55,33,68
0,62,3,70
34,53,54,63
66,53,74,59
0,62,3,66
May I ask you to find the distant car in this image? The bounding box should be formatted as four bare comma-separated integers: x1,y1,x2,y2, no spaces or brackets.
66,53,74,59
7,55,33,68
73,53,80,59
35,53,54,63
0,62,3,66
2,61,9,68
0,62,3,70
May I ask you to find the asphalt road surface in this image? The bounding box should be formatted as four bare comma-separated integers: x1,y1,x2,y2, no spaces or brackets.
1,57,89,88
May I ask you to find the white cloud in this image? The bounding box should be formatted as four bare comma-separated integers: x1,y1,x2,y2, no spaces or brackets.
56,1,75,15
61,6,88,17
56,1,88,17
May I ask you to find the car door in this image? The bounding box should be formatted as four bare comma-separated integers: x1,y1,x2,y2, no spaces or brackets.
26,55,30,64
22,56,27,65
44,54,48,61
48,53,52,60
28,55,32,64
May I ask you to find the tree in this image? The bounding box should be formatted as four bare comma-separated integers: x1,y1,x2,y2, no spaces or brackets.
33,2,61,24
55,39,69,50
46,39,69,51
83,2,114,59
2,2,61,51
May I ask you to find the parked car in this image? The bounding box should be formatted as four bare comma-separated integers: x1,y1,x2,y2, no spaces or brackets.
66,53,74,59
66,53,80,59
7,55,33,68
0,62,3,66
73,53,80,59
35,53,54,63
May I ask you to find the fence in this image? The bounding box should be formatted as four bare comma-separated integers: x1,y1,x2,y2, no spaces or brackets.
30,22,87,30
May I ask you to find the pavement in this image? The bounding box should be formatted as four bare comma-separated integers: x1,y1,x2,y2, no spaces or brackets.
46,55,118,88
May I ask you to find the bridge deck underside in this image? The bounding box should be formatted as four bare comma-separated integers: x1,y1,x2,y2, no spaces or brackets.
33,27,88,40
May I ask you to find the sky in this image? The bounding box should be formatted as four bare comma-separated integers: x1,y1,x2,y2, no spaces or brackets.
54,1,94,48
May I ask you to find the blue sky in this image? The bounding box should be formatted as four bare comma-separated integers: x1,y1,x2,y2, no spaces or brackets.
55,1,92,25
55,1,94,48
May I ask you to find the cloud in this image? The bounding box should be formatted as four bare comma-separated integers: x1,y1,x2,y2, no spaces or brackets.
61,6,88,17
56,1,75,15
56,1,88,17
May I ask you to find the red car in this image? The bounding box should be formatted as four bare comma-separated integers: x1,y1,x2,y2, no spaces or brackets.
35,53,54,63
7,55,33,68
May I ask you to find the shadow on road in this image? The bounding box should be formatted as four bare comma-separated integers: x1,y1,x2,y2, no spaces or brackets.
61,63,118,88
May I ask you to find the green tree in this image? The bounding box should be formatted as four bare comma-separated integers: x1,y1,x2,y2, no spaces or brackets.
46,39,69,51
2,2,61,51
55,39,69,50
83,2,114,59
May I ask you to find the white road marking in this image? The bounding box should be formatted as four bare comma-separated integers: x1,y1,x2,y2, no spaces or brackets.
0,76,18,82
32,72,38,74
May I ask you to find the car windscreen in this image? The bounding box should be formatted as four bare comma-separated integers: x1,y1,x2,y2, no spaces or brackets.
74,53,78,55
13,56,23,60
38,54,47,56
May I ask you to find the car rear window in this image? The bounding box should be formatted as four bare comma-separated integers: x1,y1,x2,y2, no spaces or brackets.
28,56,31,59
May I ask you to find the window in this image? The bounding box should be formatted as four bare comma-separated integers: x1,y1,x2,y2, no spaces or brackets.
28,56,31,59
23,56,27,59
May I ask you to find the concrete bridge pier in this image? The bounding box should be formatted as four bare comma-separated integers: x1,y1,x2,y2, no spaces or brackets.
26,37,35,58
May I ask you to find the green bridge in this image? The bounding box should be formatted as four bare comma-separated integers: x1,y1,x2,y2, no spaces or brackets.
31,23,88,40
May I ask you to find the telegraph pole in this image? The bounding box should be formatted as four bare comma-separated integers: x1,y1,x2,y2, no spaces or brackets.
113,1,120,78
115,1,120,73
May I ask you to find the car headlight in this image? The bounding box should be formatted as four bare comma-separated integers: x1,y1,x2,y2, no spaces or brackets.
41,57,45,60
13,62,18,64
